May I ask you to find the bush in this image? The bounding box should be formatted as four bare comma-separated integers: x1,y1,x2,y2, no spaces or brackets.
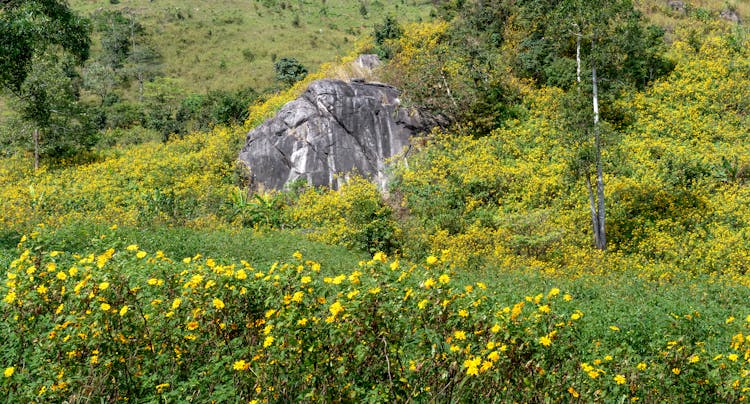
289,177,401,254
274,57,308,87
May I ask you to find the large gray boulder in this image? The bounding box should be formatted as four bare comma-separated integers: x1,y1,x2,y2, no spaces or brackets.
239,79,445,191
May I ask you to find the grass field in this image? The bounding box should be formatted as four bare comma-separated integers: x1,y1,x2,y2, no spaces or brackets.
69,0,433,95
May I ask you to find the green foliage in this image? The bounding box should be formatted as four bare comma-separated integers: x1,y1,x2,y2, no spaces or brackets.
91,10,139,70
273,57,308,87
372,15,403,59
0,0,91,92
9,54,99,160
290,177,401,254
3,230,750,401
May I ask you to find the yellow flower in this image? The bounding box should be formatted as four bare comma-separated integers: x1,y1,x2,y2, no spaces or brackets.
672,368,681,375
36,285,48,294
329,301,344,317
454,330,466,340
136,251,147,259
291,291,304,303
726,316,735,324
293,251,302,260
480,360,493,372
689,355,700,363
147,278,158,285
418,299,429,309
233,360,249,371
614,374,626,385
571,311,582,320
609,325,620,332
373,251,387,262
426,255,438,265
637,362,647,370
458,309,468,317
487,351,500,362
4,367,14,378
604,355,613,361
539,335,552,347
728,354,739,362
438,274,450,284
297,318,308,326
587,370,600,379
463,356,481,376
126,244,139,251
563,294,573,301
99,282,110,290
263,336,274,348
423,278,435,289
212,298,225,310
235,269,247,280
155,383,170,393
100,303,111,311
567,386,579,398
119,306,129,316
491,324,501,333
300,276,312,284
187,321,199,331
510,302,524,320
476,282,486,290
56,271,67,281
171,298,182,310
538,305,550,314
389,260,399,270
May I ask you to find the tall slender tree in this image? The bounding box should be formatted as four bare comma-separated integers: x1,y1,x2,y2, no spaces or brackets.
517,0,668,250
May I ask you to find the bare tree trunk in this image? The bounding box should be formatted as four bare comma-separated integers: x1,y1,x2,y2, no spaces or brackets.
585,174,600,246
576,30,582,84
138,71,144,102
591,63,606,250
33,127,39,171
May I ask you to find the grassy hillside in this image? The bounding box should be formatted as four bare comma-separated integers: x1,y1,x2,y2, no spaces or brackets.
70,0,432,94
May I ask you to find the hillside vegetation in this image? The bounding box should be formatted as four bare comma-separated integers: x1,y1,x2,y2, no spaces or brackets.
68,0,432,94
2,0,750,402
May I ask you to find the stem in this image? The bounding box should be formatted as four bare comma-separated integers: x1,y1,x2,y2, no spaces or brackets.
33,128,39,171
382,336,395,401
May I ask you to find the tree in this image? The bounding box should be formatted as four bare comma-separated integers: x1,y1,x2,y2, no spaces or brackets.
534,0,667,250
11,54,98,167
1,0,93,168
0,0,91,93
274,57,308,87
92,10,138,70
372,15,403,59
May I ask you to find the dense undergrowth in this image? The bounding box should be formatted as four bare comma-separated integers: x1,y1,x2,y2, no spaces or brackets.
3,228,750,402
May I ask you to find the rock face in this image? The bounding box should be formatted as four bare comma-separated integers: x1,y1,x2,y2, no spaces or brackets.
239,79,445,191
720,8,741,24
